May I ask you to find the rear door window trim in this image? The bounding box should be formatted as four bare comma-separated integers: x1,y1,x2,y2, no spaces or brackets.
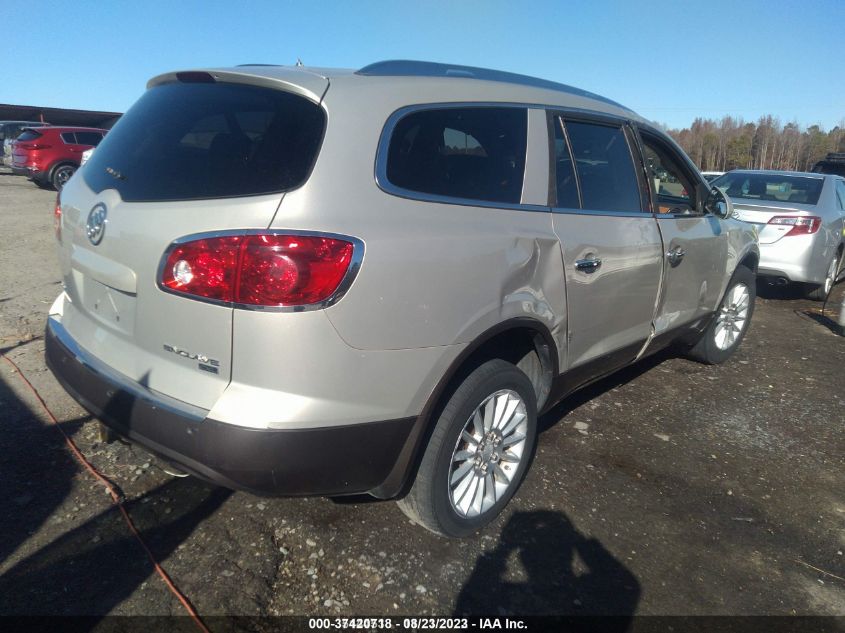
547,110,651,218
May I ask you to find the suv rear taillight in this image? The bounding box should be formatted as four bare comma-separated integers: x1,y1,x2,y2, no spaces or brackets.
159,233,360,308
18,142,51,150
767,215,822,237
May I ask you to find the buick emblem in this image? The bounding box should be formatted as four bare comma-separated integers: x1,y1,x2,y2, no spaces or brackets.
86,203,108,245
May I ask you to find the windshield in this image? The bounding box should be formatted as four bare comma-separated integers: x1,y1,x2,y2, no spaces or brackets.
712,173,823,206
83,81,326,202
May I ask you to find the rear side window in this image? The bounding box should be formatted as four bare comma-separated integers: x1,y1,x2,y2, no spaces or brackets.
61,132,77,144
16,130,42,142
386,107,527,204
84,82,326,202
565,121,642,212
75,131,104,146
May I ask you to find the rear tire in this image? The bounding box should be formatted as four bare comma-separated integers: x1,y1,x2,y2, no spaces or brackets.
397,359,537,537
687,265,755,365
51,163,76,191
805,250,841,301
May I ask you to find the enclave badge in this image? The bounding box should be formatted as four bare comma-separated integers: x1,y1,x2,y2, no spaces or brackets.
86,203,108,245
163,344,220,374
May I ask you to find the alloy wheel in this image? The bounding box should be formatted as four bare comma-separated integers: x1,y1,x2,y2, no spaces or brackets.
714,283,750,350
448,389,528,518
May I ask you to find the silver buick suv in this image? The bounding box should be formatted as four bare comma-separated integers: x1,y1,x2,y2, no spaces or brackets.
46,61,758,537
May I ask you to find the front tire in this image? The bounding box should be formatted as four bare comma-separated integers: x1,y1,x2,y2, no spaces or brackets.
687,265,755,364
398,359,537,537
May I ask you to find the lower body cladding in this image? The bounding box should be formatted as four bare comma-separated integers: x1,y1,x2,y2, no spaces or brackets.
45,318,421,497
10,166,37,178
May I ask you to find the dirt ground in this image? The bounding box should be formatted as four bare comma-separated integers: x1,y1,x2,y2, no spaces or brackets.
0,168,843,622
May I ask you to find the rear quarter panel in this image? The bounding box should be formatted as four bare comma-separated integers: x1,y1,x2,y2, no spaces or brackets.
269,83,567,353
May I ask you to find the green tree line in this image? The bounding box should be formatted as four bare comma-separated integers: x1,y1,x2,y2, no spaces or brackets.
665,116,845,172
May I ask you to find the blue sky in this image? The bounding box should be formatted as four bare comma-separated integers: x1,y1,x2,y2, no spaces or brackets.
2,0,843,130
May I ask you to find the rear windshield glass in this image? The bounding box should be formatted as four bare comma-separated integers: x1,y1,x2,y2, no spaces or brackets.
713,173,823,205
386,107,527,204
16,130,42,142
83,82,326,202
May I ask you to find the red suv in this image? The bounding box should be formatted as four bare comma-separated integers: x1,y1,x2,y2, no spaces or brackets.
11,126,107,190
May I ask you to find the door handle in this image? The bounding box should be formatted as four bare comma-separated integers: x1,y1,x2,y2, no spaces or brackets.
667,246,686,266
575,256,602,273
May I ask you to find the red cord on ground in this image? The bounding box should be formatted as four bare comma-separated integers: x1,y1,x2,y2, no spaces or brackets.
2,352,211,633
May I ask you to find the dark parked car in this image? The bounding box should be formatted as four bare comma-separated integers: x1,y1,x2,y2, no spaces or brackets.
812,152,845,178
11,126,106,190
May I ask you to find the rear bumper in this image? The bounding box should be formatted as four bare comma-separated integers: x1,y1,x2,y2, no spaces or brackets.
11,166,37,178
757,233,826,284
45,317,416,496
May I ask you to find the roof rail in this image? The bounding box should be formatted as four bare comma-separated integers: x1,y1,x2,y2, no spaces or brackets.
356,60,631,111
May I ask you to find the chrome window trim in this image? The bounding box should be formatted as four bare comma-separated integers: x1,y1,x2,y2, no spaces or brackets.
375,102,554,213
551,114,583,209
551,207,652,219
548,112,651,217
156,229,365,313
375,102,644,216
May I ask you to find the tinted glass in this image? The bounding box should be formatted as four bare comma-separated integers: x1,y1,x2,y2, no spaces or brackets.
712,173,823,205
75,131,104,146
641,133,697,214
16,130,42,142
61,132,77,144
553,117,580,208
836,181,845,210
565,121,641,212
387,107,527,204
84,82,326,202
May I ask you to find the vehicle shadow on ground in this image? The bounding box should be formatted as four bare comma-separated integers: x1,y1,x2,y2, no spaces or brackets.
538,350,672,433
454,510,639,625
0,476,230,615
755,280,808,302
0,364,87,568
0,357,231,616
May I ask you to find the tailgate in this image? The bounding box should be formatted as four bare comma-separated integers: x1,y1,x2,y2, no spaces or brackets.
54,74,327,410
57,179,282,410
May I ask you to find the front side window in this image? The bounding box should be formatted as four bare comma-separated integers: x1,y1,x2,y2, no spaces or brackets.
640,132,697,214
386,107,527,204
84,82,326,202
564,121,642,212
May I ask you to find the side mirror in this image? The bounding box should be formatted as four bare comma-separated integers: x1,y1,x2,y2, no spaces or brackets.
705,186,733,219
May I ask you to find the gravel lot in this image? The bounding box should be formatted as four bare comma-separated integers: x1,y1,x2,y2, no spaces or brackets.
1,168,843,620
